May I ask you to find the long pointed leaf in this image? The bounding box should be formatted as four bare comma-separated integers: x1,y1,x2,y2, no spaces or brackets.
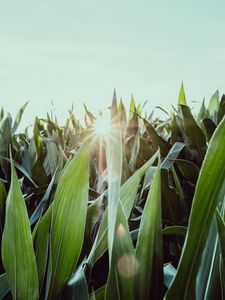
165,116,225,299
46,142,90,299
134,161,163,300
2,159,39,299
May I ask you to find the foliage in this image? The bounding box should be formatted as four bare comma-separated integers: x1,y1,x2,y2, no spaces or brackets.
0,84,224,299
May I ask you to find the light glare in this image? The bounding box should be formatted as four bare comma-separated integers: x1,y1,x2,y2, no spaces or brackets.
93,115,111,137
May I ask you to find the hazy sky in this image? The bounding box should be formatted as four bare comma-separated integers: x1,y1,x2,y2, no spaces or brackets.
0,0,225,127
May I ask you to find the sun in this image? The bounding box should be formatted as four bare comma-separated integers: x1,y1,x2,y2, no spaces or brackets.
93,115,111,138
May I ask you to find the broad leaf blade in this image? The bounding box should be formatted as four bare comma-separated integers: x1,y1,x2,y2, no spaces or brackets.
134,161,163,300
165,116,225,299
88,152,158,264
106,202,135,300
105,115,122,263
2,160,39,300
46,142,90,299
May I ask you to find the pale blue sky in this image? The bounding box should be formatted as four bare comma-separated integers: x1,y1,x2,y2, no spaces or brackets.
0,0,225,127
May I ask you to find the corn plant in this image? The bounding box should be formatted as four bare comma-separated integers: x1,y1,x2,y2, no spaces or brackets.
0,83,224,299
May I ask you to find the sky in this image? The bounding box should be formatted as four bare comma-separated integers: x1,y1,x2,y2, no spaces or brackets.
0,0,225,128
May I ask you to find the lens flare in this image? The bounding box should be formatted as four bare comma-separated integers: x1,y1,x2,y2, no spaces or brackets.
93,115,111,137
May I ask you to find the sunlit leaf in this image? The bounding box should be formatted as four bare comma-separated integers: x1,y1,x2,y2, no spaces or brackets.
106,202,135,300
46,141,90,299
135,160,163,300
178,82,187,105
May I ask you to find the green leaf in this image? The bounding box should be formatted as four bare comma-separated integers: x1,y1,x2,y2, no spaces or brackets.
91,285,105,300
144,119,171,157
32,123,48,185
35,206,52,285
12,102,28,134
44,137,60,177
171,113,183,145
105,115,123,263
197,99,206,124
178,82,187,105
111,89,118,119
62,262,89,300
129,96,136,120
134,161,163,300
180,105,206,166
46,141,90,299
216,210,225,292
162,226,187,237
2,159,39,300
0,273,9,300
207,90,220,124
83,103,96,123
164,264,176,288
105,202,135,300
30,166,57,226
118,99,127,138
4,157,38,188
161,142,185,169
202,118,217,142
161,169,184,225
175,159,199,184
0,181,6,223
196,217,222,300
86,194,104,236
0,114,12,176
129,133,140,172
127,96,138,135
88,152,158,264
218,94,225,124
165,116,225,300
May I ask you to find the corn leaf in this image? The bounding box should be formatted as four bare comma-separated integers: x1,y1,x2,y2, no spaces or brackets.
134,161,163,300
178,82,187,105
35,206,52,285
105,202,135,300
161,142,185,169
0,181,6,223
197,99,206,125
61,262,89,300
0,273,9,300
216,208,225,297
218,94,225,124
202,118,217,141
46,141,90,299
86,194,104,236
180,104,206,166
105,115,122,265
144,119,171,157
88,151,158,264
165,116,225,299
12,102,28,134
2,160,39,300
162,226,187,237
207,90,220,124
111,89,118,119
92,285,105,300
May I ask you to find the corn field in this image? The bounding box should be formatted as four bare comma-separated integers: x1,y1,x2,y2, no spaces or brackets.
0,84,225,299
